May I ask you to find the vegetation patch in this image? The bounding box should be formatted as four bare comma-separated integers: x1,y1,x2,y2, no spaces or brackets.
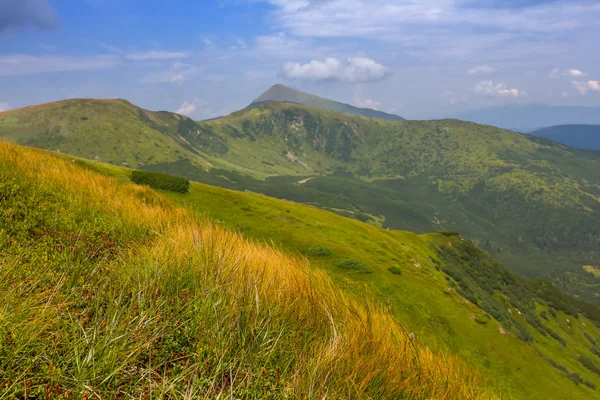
388,266,402,275
437,230,460,237
584,265,600,278
335,259,373,274
585,332,597,345
304,244,333,257
580,355,600,376
131,170,190,193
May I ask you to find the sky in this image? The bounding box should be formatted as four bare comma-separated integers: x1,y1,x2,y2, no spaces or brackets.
1,0,600,119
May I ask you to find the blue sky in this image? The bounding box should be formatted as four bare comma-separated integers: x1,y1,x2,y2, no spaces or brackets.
1,0,600,119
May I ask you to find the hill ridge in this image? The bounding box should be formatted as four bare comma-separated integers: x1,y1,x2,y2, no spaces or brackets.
251,83,405,121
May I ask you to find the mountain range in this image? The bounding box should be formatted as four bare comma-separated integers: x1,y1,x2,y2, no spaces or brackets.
453,104,600,133
0,90,598,307
529,124,600,150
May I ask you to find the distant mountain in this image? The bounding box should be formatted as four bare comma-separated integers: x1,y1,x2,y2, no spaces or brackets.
251,84,405,121
529,124,600,149
452,104,600,132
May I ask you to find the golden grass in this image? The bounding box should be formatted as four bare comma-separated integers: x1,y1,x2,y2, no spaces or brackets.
0,140,496,399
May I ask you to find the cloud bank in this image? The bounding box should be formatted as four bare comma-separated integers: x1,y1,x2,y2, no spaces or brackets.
281,57,391,83
176,99,207,117
573,80,600,95
475,80,526,97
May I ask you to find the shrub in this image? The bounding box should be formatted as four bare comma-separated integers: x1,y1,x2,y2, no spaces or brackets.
545,358,568,374
335,259,373,274
585,332,597,346
591,347,600,358
437,230,460,237
569,372,584,385
584,380,596,390
304,244,332,257
540,311,549,321
131,170,190,193
580,355,600,376
388,266,402,275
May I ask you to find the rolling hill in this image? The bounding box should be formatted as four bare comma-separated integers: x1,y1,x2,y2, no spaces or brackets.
0,98,599,307
529,124,600,149
452,104,600,133
2,140,600,398
251,84,405,121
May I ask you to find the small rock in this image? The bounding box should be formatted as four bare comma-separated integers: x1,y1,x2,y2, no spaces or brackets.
408,332,416,341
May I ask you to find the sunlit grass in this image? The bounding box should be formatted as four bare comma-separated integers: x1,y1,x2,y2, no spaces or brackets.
0,141,495,398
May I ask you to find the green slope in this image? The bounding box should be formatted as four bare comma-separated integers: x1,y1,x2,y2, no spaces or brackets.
529,124,600,150
1,99,599,307
3,141,501,399
251,84,405,121
0,98,227,169
73,153,600,399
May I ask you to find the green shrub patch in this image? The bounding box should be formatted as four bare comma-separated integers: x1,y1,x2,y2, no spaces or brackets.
131,170,190,193
335,259,372,274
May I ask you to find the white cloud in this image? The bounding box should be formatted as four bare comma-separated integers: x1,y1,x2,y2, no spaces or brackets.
567,69,586,77
549,68,587,79
573,80,600,95
175,98,207,117
475,80,526,97
353,85,383,110
261,0,600,40
548,68,561,79
468,65,493,75
281,57,391,83
203,38,215,50
254,32,318,58
0,102,12,112
0,54,118,76
140,62,198,84
125,51,191,61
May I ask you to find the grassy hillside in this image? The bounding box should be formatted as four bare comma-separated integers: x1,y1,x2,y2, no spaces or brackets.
0,98,226,169
58,149,600,399
0,140,496,399
1,99,599,306
529,125,600,149
251,84,405,121
202,103,600,304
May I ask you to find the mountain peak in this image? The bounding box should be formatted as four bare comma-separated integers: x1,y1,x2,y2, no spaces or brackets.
251,84,405,121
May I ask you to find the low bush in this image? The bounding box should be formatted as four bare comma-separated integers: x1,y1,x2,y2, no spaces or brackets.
335,259,373,274
388,266,402,275
591,347,600,358
584,380,597,390
131,170,190,193
545,358,568,374
437,230,460,237
580,355,600,376
305,244,333,257
569,372,584,385
585,332,597,345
